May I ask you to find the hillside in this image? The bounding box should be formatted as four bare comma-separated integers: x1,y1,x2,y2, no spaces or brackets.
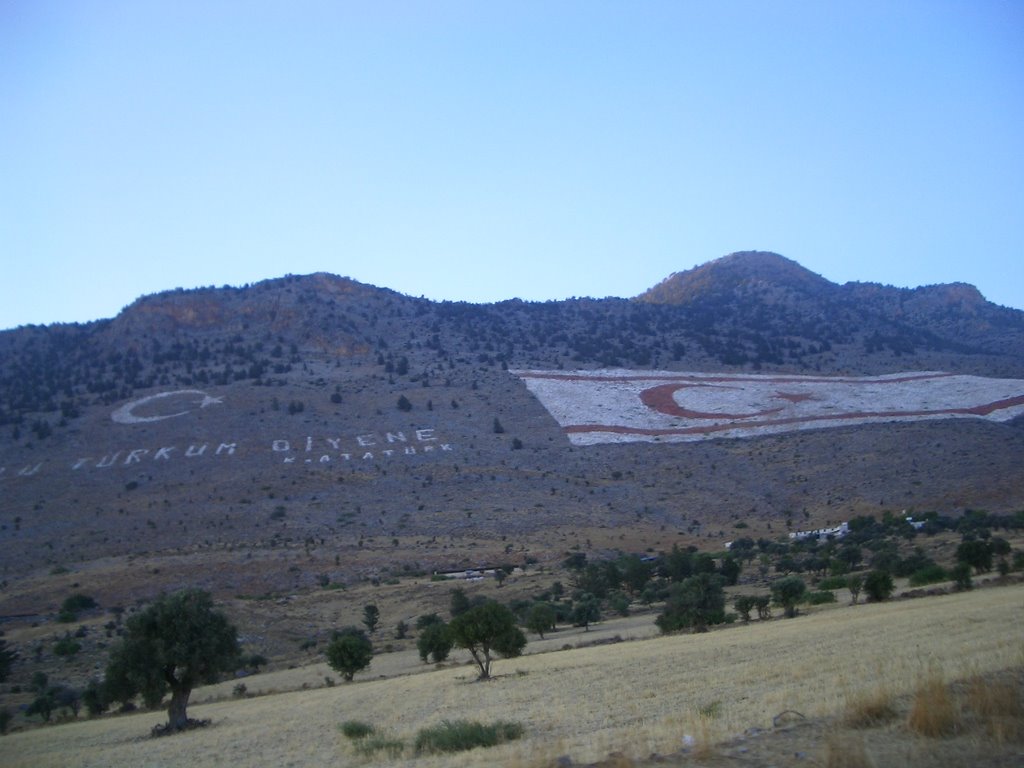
1,251,1023,606
3,584,1023,767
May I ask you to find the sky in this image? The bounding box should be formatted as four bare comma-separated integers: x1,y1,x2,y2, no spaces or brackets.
1,1,1023,331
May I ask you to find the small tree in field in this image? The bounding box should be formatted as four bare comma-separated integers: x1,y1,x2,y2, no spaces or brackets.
655,573,725,633
417,621,453,664
525,602,556,639
771,575,807,618
847,574,864,605
104,589,239,732
571,594,601,631
362,604,380,635
951,562,973,591
448,601,526,680
733,595,755,623
863,570,894,602
325,627,373,682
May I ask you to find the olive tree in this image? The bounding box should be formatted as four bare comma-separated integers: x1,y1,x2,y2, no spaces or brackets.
325,627,373,681
655,573,726,633
448,600,526,680
525,602,557,639
416,621,453,664
863,570,894,602
104,589,239,732
771,575,807,618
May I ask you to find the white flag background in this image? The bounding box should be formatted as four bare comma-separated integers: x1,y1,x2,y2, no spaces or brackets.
513,370,1024,445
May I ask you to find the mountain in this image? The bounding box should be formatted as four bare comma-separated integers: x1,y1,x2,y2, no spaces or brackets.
1,252,1023,615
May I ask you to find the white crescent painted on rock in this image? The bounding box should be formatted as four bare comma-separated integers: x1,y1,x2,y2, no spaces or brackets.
111,390,224,425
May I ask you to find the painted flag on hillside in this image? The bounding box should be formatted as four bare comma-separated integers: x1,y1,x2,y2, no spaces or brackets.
513,370,1024,445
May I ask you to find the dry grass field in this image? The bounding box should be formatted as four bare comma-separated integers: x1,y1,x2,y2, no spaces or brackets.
3,584,1023,768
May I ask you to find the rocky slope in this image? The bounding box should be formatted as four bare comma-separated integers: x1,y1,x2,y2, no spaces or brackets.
1,252,1022,606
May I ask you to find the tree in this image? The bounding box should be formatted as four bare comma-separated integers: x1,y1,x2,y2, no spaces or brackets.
655,573,726,633
571,594,601,631
0,637,17,683
952,562,973,591
619,554,652,595
863,570,894,602
847,574,864,605
416,621,453,664
661,544,694,582
771,575,807,618
104,589,239,732
525,602,556,639
573,563,611,599
733,595,756,623
26,688,57,723
362,604,380,635
397,395,412,412
82,678,110,717
719,555,741,586
325,627,373,682
956,539,993,574
754,595,772,620
416,613,443,631
449,587,472,618
448,600,526,680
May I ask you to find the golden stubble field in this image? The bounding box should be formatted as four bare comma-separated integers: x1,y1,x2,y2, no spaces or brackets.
3,585,1023,768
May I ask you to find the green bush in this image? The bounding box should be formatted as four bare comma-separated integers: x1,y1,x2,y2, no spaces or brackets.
805,590,837,605
415,719,524,754
339,720,376,740
53,635,81,657
908,564,948,587
817,575,849,590
952,562,973,591
57,594,97,623
863,570,895,602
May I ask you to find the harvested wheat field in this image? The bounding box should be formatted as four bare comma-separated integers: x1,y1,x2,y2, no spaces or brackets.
3,585,1023,768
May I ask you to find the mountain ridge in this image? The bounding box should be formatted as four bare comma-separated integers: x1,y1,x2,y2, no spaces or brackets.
1,251,1022,607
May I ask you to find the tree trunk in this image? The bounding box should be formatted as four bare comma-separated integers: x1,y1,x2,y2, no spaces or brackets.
469,648,490,680
167,687,191,731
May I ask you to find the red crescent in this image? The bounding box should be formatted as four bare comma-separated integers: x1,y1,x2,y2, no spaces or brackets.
639,383,785,420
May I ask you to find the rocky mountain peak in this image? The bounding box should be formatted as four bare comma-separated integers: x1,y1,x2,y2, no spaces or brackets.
636,250,832,304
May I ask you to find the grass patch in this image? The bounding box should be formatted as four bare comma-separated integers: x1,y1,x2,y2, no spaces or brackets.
697,700,721,718
843,685,898,728
340,720,405,758
414,719,524,754
353,734,405,758
907,671,959,737
964,674,1024,743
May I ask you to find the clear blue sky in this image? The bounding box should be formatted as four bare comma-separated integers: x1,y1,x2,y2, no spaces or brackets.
2,1,1022,331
